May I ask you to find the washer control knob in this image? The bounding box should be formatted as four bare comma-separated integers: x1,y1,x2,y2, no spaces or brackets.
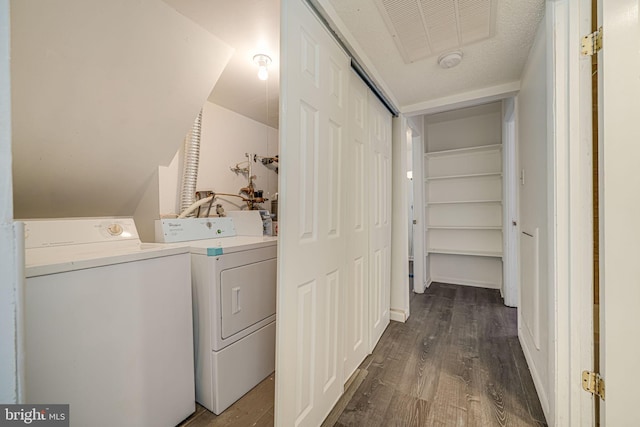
107,224,123,236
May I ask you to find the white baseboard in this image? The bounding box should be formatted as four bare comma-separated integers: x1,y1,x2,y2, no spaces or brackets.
413,278,429,294
430,275,501,289
390,309,407,323
518,324,551,424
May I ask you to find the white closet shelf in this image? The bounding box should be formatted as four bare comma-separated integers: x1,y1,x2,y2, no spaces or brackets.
427,248,503,258
427,225,503,230
424,143,502,158
423,141,503,261
425,172,502,181
426,200,502,206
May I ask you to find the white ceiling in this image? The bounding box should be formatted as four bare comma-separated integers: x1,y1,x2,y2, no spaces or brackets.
164,0,544,125
373,0,497,63
327,0,545,112
163,0,280,129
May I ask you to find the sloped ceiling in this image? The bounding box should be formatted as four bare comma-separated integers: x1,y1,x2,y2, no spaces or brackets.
325,0,545,112
164,0,280,129
11,0,233,218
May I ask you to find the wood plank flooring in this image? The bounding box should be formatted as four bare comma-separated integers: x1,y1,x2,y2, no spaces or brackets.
179,282,547,427
332,282,547,427
178,374,275,427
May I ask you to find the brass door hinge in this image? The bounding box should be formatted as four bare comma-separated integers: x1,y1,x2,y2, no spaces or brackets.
581,27,603,56
582,370,605,400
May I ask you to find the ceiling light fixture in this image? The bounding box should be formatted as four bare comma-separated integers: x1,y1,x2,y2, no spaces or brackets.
253,54,272,81
437,51,463,69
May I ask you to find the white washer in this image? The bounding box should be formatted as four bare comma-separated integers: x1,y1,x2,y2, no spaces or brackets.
156,217,277,415
24,218,195,427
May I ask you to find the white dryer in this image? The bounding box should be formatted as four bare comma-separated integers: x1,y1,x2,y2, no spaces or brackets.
24,218,195,427
156,216,277,415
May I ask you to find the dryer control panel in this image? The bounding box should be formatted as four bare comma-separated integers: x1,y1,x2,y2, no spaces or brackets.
155,218,237,243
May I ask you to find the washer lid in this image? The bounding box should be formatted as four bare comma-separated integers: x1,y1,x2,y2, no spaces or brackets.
25,241,190,278
23,218,190,277
24,217,140,248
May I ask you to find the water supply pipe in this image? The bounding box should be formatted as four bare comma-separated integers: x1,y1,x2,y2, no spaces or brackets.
177,195,214,219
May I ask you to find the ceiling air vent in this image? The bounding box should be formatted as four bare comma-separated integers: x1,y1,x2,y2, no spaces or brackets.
375,0,497,63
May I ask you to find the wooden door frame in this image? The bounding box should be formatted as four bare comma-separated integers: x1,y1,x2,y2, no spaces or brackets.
547,0,594,425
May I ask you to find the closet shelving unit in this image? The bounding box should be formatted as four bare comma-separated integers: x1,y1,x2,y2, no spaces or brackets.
424,143,503,258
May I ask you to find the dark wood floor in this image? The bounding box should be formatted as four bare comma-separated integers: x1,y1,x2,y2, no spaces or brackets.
180,282,547,427
178,374,275,427
330,282,547,427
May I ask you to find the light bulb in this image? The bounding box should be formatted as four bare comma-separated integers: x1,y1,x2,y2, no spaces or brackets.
253,54,272,81
258,65,268,80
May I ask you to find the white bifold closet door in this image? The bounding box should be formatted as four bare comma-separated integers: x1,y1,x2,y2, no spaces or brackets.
276,0,349,425
343,69,392,384
277,1,393,424
343,71,370,381
368,90,392,349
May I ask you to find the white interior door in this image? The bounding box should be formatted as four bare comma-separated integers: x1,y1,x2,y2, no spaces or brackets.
343,71,370,381
368,94,392,349
600,0,640,424
276,0,349,425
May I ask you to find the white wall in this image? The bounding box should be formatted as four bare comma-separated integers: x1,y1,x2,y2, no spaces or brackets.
429,253,503,288
517,16,551,420
390,116,409,321
159,102,278,215
135,102,278,241
195,102,278,212
11,0,233,219
424,103,503,289
407,115,426,292
502,97,519,307
426,104,502,152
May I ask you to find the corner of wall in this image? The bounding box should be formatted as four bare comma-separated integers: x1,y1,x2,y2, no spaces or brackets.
390,116,410,316
133,170,161,243
0,223,24,404
0,0,22,404
389,308,408,323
